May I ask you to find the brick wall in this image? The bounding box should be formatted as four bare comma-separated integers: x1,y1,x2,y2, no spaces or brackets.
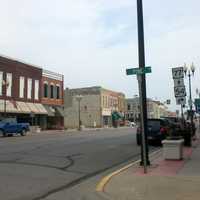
41,76,64,106
0,56,42,103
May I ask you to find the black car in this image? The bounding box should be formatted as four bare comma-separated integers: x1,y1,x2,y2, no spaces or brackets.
136,118,170,145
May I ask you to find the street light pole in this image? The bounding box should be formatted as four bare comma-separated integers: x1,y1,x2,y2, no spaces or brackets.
188,72,192,112
184,63,195,138
137,0,150,172
76,95,83,131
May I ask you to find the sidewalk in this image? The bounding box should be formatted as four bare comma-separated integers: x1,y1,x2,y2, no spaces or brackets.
100,137,200,200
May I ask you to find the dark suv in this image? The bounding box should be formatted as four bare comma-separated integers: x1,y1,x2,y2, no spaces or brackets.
136,118,170,145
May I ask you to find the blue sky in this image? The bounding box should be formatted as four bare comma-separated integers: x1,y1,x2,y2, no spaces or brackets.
0,0,200,111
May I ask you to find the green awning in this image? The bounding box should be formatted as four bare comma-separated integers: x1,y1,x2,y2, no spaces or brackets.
112,111,123,120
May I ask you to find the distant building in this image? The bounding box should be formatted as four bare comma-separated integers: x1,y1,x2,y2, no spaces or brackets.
64,86,125,129
125,97,140,122
125,97,169,121
0,55,64,129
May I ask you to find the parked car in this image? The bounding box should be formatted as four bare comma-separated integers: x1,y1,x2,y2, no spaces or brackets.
0,119,30,137
128,121,136,127
136,118,170,145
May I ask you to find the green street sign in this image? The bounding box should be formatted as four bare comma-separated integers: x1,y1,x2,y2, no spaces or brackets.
126,66,152,75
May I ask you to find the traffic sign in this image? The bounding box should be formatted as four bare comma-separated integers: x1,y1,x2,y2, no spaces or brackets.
126,66,152,75
176,97,186,105
174,86,186,97
174,78,184,87
172,67,184,79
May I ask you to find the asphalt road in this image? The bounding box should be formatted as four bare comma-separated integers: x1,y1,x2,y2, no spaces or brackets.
0,127,157,200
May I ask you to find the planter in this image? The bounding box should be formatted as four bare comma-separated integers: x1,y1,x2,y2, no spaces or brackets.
162,139,184,160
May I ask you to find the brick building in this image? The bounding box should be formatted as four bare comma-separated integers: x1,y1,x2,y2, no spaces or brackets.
41,70,64,129
0,55,64,129
0,55,47,125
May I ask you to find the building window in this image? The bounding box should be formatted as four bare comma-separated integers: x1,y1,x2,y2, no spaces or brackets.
27,78,32,99
127,104,131,111
19,76,25,98
6,73,12,97
50,84,54,99
43,83,48,98
0,72,2,96
56,85,60,99
35,80,39,100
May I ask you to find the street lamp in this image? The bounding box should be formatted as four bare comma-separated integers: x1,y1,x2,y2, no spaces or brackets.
2,79,9,119
184,63,195,136
76,95,83,131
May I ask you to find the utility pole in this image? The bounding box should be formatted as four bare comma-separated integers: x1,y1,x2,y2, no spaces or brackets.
137,0,150,172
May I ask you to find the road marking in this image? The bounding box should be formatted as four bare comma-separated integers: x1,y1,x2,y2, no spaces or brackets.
96,149,162,192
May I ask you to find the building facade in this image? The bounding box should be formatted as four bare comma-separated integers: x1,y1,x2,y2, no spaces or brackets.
0,55,64,129
41,70,64,129
64,86,125,129
125,97,169,121
0,55,47,125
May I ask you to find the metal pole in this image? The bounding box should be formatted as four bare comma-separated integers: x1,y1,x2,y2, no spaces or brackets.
78,100,81,131
188,73,194,136
4,80,7,119
137,0,150,173
181,104,184,120
189,73,192,111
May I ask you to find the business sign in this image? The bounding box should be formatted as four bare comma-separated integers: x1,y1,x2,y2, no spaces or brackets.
172,67,184,79
174,86,186,97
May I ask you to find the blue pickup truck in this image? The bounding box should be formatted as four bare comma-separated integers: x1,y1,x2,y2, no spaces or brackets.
0,119,30,137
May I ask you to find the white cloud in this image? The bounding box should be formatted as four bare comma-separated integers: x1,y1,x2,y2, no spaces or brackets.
0,0,199,111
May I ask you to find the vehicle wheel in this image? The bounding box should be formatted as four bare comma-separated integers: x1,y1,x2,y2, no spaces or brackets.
0,130,6,137
21,129,27,136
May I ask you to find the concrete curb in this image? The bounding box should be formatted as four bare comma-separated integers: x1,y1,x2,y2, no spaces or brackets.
96,148,162,192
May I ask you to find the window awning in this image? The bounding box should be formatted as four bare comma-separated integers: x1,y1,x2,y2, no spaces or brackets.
55,106,64,117
112,111,124,120
43,105,55,117
0,100,48,115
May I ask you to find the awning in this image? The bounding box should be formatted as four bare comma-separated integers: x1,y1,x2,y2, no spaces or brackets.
43,105,55,117
112,111,124,120
55,106,64,117
0,100,48,115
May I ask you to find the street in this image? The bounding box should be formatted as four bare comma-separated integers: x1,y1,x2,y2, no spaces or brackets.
0,127,157,200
